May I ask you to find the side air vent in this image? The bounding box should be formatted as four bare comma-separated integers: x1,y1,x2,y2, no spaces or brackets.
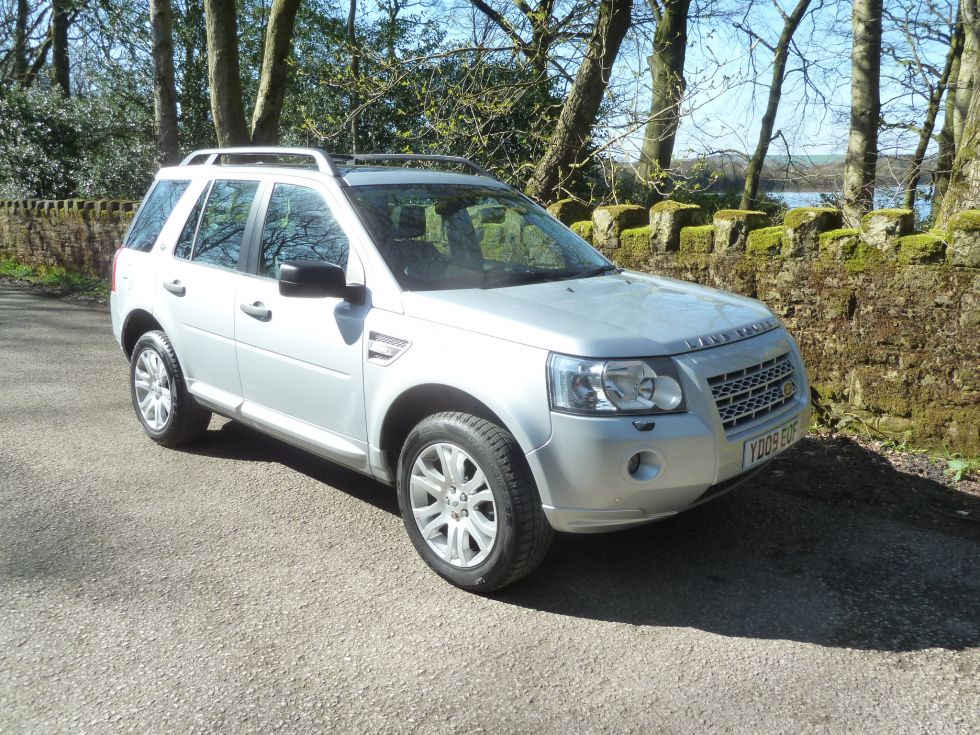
368,332,410,365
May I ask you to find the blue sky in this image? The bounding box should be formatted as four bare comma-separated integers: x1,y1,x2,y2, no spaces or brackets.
606,0,956,159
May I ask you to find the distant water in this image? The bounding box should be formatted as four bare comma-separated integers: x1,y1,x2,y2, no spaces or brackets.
771,188,933,223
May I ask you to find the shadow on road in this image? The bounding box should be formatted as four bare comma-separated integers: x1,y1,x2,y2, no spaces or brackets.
187,423,980,653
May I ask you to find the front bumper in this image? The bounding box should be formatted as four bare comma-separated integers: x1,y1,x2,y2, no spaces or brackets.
525,329,810,533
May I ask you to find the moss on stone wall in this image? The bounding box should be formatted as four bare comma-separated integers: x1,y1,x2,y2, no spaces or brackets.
746,226,784,258
3,198,978,454
571,220,594,243
714,208,767,221
651,200,700,214
896,233,947,264
617,226,652,268
548,198,591,226
679,224,714,254
0,198,135,277
784,207,838,230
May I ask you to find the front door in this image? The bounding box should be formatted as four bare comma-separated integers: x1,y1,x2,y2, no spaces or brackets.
234,180,370,469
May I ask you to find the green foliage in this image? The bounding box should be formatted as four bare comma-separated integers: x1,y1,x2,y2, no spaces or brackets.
944,457,978,482
0,85,155,200
0,258,108,297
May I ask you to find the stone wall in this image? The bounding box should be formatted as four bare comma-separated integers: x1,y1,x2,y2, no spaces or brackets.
1,196,977,454
0,199,137,277
550,199,980,455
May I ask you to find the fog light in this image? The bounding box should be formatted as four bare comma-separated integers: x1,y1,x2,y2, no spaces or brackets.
623,450,663,483
627,453,641,475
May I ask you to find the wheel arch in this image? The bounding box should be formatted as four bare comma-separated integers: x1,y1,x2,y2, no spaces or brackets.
378,384,510,479
121,309,164,358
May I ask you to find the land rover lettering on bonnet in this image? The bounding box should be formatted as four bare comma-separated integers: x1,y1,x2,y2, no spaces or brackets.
110,147,812,591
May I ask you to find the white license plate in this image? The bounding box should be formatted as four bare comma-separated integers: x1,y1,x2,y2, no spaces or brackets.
743,417,801,469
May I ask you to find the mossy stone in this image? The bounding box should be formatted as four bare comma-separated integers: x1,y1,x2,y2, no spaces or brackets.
746,226,785,258
782,207,843,258
713,210,768,253
896,233,946,265
860,208,914,256
571,220,594,245
547,198,591,226
592,204,647,252
679,224,714,254
819,228,862,260
649,201,703,252
947,210,980,267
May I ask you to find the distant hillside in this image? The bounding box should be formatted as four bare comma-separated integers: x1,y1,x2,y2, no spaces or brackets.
673,153,932,192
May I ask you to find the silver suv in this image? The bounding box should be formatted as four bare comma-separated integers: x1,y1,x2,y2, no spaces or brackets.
111,147,811,591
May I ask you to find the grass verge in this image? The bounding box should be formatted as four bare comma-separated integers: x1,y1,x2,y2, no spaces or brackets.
0,258,109,300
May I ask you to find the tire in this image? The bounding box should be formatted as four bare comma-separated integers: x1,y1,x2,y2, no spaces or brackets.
130,330,211,447
397,412,553,591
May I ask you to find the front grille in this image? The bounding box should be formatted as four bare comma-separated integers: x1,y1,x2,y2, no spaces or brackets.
708,353,798,433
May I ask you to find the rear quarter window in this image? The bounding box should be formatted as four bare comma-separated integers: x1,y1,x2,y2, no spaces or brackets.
124,180,190,253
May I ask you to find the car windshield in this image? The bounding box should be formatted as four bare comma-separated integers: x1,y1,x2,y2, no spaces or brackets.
346,183,614,291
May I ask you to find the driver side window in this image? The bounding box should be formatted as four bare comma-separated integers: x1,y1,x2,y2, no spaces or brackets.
259,184,350,278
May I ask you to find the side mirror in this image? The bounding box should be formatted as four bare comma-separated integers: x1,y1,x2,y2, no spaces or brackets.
278,261,366,304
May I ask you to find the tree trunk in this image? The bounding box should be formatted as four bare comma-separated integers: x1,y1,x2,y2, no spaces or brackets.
842,0,883,226
636,0,690,193
251,0,301,145
932,22,965,218
347,0,361,152
903,16,960,211
203,0,250,147
739,0,812,210
51,0,71,96
937,54,980,225
953,0,978,149
12,0,28,82
150,0,181,164
526,0,633,203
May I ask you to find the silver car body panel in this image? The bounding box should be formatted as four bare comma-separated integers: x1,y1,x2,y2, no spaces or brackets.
111,162,812,533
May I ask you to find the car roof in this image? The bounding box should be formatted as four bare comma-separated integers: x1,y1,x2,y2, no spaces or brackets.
155,163,512,191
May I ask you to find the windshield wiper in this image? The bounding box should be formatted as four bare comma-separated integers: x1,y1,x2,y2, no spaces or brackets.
480,264,619,289
576,264,620,279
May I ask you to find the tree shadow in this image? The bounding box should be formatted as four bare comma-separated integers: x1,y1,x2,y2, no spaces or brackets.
498,437,980,653
185,424,979,653
180,419,399,517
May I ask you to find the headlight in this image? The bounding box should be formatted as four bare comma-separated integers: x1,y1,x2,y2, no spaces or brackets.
547,354,686,414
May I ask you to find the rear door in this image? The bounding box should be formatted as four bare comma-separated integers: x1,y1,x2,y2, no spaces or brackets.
155,178,262,412
234,178,370,469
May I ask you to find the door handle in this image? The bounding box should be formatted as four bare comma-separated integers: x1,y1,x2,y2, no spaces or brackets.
240,301,272,321
162,280,185,296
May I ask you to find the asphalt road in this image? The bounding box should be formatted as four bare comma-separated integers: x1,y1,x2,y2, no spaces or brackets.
1,285,978,734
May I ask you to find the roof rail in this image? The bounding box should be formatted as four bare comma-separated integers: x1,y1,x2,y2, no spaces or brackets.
178,147,492,179
336,154,492,178
179,147,341,176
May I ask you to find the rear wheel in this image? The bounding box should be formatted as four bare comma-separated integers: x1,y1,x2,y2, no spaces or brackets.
397,412,552,591
130,330,211,447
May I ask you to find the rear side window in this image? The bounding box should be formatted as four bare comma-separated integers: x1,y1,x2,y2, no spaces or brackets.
173,185,209,260
191,180,260,270
259,184,349,278
124,180,190,252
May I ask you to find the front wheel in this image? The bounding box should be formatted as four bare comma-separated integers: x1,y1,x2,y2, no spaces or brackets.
397,412,553,591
